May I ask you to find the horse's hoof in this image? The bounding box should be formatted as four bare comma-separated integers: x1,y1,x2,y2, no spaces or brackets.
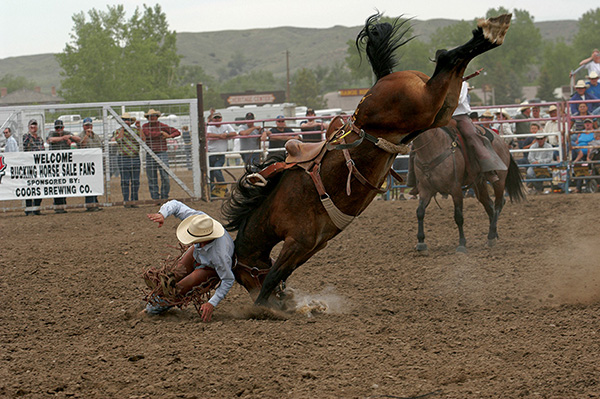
487,238,497,248
415,243,428,252
456,246,468,254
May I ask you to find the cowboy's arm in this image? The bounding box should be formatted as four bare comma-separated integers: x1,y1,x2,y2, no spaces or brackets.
158,200,204,221
207,242,235,308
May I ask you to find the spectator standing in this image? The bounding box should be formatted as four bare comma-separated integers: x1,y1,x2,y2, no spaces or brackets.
113,113,142,208
261,115,299,158
142,109,181,201
299,108,328,142
47,120,80,213
206,112,236,197
526,135,554,194
514,104,531,140
3,127,18,152
570,80,598,114
543,105,561,147
578,49,600,77
78,117,102,211
494,109,515,147
23,119,45,215
237,112,262,165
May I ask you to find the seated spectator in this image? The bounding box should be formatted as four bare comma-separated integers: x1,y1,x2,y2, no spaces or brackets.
526,135,553,193
573,119,596,163
571,103,593,132
517,122,541,165
587,130,600,161
586,71,600,100
479,110,496,131
261,115,299,158
570,80,598,114
299,108,328,142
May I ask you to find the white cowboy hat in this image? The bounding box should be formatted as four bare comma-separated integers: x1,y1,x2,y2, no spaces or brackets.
481,110,494,118
494,108,510,119
176,214,225,245
586,71,599,79
574,80,588,89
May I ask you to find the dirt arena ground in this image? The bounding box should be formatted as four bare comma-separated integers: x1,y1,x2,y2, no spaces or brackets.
1,192,600,398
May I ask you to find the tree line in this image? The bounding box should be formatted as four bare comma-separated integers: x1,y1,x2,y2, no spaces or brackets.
2,5,599,109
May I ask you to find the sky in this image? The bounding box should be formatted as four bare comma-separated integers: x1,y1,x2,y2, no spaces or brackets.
2,0,598,59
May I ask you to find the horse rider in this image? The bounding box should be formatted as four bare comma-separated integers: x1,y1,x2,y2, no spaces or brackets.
407,80,506,194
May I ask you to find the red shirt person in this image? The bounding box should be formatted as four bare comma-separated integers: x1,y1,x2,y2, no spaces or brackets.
141,109,181,200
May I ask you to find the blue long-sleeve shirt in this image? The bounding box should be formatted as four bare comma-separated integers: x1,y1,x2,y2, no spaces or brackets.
159,200,235,307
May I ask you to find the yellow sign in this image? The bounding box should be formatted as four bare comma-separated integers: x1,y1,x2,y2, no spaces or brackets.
339,88,370,97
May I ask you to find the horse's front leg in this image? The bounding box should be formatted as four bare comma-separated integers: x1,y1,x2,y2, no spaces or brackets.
416,193,433,253
255,237,325,307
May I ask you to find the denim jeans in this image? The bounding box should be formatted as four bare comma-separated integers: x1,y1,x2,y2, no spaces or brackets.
119,155,141,202
209,154,225,184
146,151,170,200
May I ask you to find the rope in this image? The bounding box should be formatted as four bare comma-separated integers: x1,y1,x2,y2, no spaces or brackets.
375,137,411,154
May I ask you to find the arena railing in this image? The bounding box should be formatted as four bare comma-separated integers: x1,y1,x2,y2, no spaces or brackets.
0,99,202,213
204,114,338,200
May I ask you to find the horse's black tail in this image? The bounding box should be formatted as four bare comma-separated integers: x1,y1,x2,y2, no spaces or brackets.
221,153,286,232
505,155,526,202
356,13,414,81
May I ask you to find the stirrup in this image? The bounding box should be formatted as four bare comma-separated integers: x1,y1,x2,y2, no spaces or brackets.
246,173,268,187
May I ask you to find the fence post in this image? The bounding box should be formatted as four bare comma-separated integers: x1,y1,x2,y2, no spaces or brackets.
196,83,210,202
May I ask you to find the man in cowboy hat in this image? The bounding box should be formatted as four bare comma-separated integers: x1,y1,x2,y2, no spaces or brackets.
586,71,600,99
144,200,235,322
142,109,181,201
570,80,598,114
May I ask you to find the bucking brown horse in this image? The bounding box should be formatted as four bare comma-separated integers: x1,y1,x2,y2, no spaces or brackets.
222,13,512,306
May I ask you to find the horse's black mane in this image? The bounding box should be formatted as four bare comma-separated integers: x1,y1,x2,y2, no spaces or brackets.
221,153,286,232
356,12,414,81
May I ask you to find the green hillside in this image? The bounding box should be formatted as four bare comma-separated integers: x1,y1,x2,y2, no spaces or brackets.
0,19,578,93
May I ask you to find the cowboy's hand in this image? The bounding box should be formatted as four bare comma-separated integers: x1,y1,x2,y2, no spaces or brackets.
200,302,214,322
147,213,165,227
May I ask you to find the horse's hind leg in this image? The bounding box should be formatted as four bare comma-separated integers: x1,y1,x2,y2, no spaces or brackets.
433,14,511,76
451,190,467,253
475,181,499,247
416,193,433,253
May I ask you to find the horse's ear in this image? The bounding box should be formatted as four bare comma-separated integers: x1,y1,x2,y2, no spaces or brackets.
325,116,345,141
